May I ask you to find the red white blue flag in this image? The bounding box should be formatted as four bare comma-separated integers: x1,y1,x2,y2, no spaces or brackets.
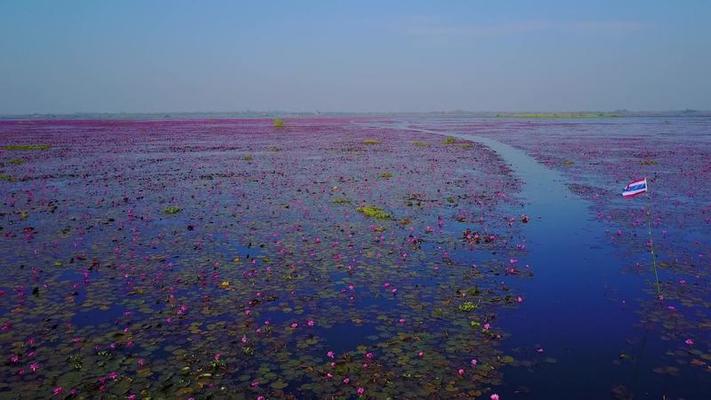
622,178,648,198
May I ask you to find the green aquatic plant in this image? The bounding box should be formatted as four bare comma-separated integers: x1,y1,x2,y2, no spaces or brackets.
164,206,182,215
0,174,14,182
459,300,479,312
2,144,51,151
443,136,457,145
356,204,391,220
332,197,351,205
640,159,657,166
379,171,393,179
412,141,430,147
244,154,254,161
9,158,25,165
273,118,285,128
362,138,381,145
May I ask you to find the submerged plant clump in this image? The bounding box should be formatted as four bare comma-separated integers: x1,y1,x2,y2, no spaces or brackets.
163,206,182,215
0,117,526,399
2,144,51,151
356,204,391,220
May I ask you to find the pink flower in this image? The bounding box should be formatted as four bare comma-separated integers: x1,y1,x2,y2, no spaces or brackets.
483,323,491,331
457,368,465,376
685,338,694,345
470,359,478,367
52,387,64,396
29,362,39,372
327,351,335,359
307,319,315,327
343,377,350,384
290,322,298,329
417,351,424,358
366,352,374,359
356,387,365,397
257,396,265,400
490,394,500,400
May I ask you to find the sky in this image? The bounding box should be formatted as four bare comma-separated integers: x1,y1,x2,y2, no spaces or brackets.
1,0,710,114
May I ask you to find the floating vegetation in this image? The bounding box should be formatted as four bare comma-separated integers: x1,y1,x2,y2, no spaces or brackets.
362,138,381,145
8,158,25,165
356,204,391,220
272,117,285,128
0,116,705,399
443,136,458,145
2,144,51,150
0,173,14,182
332,196,351,205
458,301,479,312
163,205,182,214
640,159,657,166
378,171,393,179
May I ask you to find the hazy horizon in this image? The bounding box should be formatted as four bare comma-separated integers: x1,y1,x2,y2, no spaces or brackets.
2,1,710,114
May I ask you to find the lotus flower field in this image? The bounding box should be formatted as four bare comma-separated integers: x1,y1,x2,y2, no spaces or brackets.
0,116,708,399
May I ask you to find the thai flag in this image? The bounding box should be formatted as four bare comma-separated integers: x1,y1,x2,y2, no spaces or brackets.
622,178,648,198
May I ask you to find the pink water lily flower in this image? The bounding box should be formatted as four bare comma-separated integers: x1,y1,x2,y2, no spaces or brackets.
356,387,365,396
685,338,694,345
490,394,500,400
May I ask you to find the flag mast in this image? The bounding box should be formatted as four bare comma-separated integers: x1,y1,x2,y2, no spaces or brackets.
645,195,661,297
622,177,661,297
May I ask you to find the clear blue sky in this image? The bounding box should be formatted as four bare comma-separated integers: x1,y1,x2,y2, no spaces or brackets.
1,1,709,113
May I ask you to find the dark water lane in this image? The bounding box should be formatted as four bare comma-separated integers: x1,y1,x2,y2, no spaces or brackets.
449,134,641,398
371,123,708,399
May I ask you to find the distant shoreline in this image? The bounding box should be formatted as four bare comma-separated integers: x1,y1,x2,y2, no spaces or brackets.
1,110,709,121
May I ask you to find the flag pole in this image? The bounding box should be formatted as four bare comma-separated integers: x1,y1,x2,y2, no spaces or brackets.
645,188,661,297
